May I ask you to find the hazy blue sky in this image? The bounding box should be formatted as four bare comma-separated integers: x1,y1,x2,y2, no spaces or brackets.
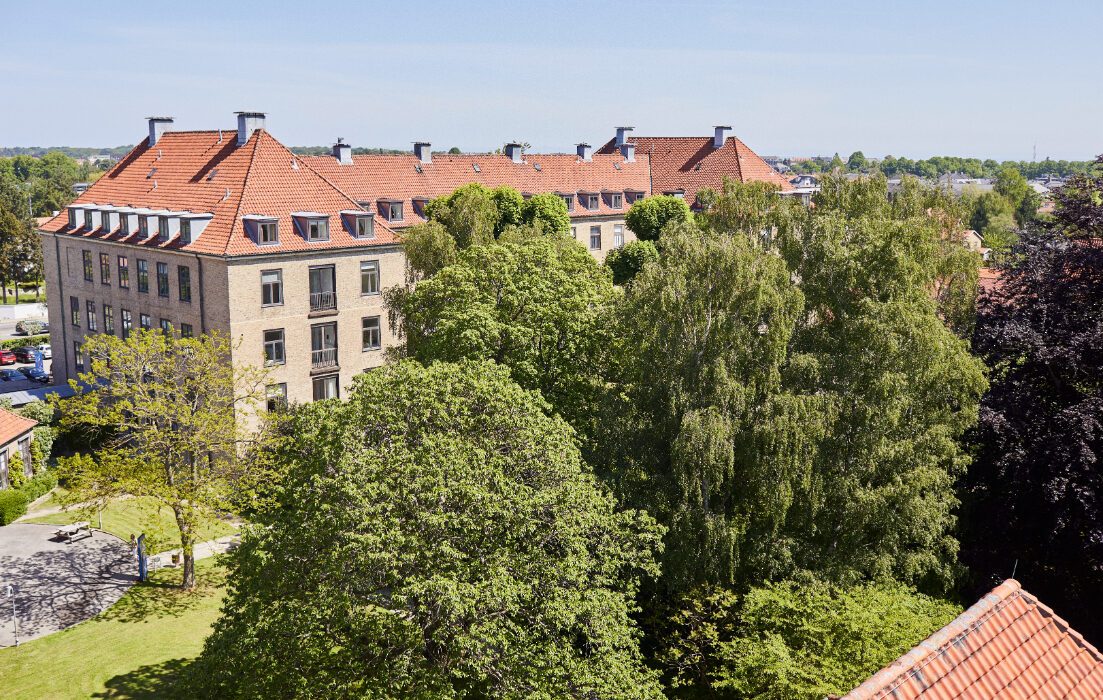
2,0,1100,160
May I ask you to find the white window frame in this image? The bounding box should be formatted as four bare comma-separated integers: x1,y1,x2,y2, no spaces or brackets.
261,269,283,306
259,221,279,245
614,224,625,248
263,328,286,366
362,316,381,351
307,218,329,242
589,226,601,250
360,260,380,296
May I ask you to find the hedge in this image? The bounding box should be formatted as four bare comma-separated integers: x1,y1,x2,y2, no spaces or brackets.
20,470,57,502
0,489,28,524
0,334,48,351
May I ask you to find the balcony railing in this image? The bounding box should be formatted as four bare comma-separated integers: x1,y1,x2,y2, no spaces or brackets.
309,290,337,312
311,347,338,369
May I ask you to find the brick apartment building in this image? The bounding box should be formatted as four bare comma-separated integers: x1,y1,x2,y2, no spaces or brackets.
37,114,666,406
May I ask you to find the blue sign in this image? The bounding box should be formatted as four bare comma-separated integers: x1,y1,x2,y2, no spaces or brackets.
137,534,147,582
33,350,43,374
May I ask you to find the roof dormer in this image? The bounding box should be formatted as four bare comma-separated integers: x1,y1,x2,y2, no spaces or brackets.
292,212,330,242
340,210,375,240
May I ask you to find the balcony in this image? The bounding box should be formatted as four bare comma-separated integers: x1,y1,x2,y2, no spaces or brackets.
309,290,337,312
311,347,338,369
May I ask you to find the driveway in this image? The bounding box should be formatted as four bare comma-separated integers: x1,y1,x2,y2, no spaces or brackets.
0,524,136,647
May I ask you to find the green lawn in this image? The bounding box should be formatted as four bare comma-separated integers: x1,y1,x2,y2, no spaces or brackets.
22,491,237,554
0,559,226,699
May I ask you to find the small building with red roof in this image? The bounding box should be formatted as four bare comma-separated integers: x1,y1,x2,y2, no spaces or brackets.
0,408,37,488
843,579,1103,699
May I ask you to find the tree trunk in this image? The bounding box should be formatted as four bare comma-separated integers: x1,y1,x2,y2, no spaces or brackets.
173,504,197,590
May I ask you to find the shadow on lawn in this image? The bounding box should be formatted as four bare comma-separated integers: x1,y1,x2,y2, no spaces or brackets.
94,657,194,699
99,563,229,624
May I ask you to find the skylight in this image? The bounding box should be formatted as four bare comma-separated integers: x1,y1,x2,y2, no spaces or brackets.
473,163,480,173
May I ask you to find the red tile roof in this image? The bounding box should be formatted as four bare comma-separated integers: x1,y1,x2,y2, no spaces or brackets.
843,579,1103,699
39,130,398,257
302,152,651,226
596,134,792,208
0,408,36,446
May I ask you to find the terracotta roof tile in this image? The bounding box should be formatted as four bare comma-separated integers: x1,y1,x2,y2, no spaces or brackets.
39,130,398,257
301,151,651,227
595,134,792,208
0,408,36,446
843,580,1103,699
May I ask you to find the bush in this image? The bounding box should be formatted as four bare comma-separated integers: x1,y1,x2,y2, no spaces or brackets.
0,335,48,351
7,452,26,489
19,469,57,502
0,489,28,524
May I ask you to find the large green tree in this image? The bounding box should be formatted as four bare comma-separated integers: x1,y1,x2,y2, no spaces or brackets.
191,360,663,699
625,194,692,242
389,237,617,451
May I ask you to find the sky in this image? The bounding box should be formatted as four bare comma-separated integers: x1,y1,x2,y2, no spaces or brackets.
1,0,1100,161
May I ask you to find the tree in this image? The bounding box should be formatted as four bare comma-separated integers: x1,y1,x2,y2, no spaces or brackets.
54,330,270,589
960,226,1103,642
447,146,462,154
399,220,458,280
389,237,617,452
994,165,1039,226
520,192,570,236
604,239,660,285
191,360,664,699
424,182,500,249
846,151,867,172
0,205,35,303
625,195,692,242
657,579,959,700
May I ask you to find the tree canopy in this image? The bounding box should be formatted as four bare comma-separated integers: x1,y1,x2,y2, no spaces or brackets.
625,195,692,241
604,239,660,285
191,360,663,699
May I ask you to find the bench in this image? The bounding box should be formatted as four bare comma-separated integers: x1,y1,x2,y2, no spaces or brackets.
55,521,93,543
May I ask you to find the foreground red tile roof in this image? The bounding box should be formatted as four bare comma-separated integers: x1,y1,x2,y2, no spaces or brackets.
843,579,1103,699
38,129,397,257
596,134,792,208
302,151,651,226
0,408,36,446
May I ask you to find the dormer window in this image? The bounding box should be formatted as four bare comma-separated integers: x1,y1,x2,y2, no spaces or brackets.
158,216,170,241
356,216,373,239
610,193,623,209
139,217,149,237
560,194,574,211
379,201,403,222
308,220,328,241
583,194,599,210
120,214,131,236
291,213,330,242
84,211,93,229
180,219,191,240
68,208,77,228
627,191,646,204
260,221,278,245
412,198,429,218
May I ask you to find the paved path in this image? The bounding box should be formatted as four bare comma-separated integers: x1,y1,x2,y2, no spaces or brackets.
0,524,136,647
147,534,239,570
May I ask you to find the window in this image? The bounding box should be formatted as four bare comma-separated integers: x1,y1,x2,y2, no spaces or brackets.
136,259,149,293
17,438,31,475
307,219,329,242
74,342,84,373
610,193,623,209
362,316,381,351
99,253,110,285
120,214,130,236
266,383,288,412
614,225,625,248
311,322,338,368
585,194,599,210
355,216,374,239
70,296,80,326
263,329,285,365
84,211,93,229
82,250,93,281
139,313,151,330
178,266,191,303
68,209,77,228
156,262,169,298
628,191,645,204
312,375,339,401
571,226,577,240
309,266,337,312
86,300,97,331
0,452,7,489
158,216,170,241
561,195,574,211
121,309,132,339
159,318,172,335
103,304,114,334
385,202,403,221
259,221,279,245
139,216,149,238
180,323,193,338
589,226,602,251
261,269,283,306
180,219,191,240
360,261,380,295
118,256,129,289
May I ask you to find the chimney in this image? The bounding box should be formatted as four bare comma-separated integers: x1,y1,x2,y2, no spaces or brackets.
333,138,352,165
576,143,592,162
620,142,636,163
615,126,634,147
414,141,432,164
147,116,174,147
235,111,266,146
504,142,523,163
713,125,732,148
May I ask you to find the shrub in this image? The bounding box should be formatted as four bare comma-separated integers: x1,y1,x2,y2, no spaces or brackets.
0,489,28,524
0,335,48,351
19,470,57,502
7,452,26,489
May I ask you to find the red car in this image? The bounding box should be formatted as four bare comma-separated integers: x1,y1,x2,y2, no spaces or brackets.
0,349,16,365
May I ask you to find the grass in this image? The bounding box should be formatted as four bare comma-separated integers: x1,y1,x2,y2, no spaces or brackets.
0,559,226,699
22,490,238,554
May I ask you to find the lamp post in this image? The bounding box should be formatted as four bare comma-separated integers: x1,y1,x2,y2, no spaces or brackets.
6,584,17,646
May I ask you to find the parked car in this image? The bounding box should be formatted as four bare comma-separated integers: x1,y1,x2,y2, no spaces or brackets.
18,367,49,383
36,343,51,360
0,349,16,365
0,368,23,381
13,346,38,363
